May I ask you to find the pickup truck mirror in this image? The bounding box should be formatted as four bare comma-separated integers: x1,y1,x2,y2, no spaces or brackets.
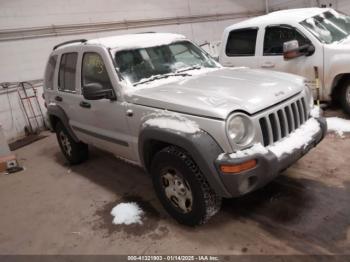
82,83,115,100
283,40,315,60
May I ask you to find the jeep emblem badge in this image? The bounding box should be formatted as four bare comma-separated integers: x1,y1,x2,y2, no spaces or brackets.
274,91,285,97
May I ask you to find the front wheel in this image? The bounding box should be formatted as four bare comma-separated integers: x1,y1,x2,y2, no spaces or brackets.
340,79,350,115
151,146,221,226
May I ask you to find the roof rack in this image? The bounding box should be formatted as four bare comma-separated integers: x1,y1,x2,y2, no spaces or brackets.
53,39,87,50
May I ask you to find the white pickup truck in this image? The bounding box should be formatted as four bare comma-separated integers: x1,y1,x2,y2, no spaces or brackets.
219,8,350,114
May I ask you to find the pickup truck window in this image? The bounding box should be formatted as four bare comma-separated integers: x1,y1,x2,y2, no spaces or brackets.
44,55,57,90
114,41,217,85
82,52,113,92
58,53,78,93
264,26,310,56
225,28,257,57
300,10,350,44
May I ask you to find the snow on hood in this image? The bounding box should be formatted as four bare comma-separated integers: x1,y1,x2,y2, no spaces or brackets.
124,67,305,119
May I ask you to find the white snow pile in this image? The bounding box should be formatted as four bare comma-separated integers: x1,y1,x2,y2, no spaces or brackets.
310,106,321,118
111,202,144,225
268,118,320,158
326,117,350,137
310,105,350,137
228,143,268,158
143,112,200,134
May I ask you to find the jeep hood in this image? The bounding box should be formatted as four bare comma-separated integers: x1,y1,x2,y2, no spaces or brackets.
124,68,304,119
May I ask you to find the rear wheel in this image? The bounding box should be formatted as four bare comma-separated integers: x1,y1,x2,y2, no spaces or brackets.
151,146,221,226
339,79,350,115
55,122,88,165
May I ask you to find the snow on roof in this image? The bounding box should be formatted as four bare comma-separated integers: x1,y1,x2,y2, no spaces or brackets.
225,8,328,31
87,33,186,50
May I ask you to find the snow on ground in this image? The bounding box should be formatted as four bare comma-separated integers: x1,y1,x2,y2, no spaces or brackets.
307,105,350,137
111,203,144,225
326,117,350,137
143,112,200,134
310,106,321,118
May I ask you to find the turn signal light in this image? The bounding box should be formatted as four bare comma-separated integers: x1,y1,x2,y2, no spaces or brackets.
220,159,257,174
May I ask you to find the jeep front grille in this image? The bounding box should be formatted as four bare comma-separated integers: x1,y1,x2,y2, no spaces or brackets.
259,97,309,146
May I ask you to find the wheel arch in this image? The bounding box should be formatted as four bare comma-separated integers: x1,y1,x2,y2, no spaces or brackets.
138,126,231,197
331,73,350,102
47,104,80,142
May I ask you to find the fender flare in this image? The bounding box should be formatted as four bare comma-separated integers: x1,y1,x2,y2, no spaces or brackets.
139,126,231,197
47,104,79,142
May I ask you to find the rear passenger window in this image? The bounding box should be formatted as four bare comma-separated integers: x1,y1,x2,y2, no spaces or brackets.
225,28,258,56
264,26,310,56
58,53,78,92
44,55,57,90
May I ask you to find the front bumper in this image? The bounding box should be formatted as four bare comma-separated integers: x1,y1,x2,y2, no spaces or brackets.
215,117,327,197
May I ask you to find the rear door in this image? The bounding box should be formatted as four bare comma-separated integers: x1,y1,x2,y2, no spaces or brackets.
55,50,83,135
70,46,134,160
219,27,259,68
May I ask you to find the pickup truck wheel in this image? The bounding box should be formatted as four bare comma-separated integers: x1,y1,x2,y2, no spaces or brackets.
55,122,88,165
151,146,221,226
340,79,350,115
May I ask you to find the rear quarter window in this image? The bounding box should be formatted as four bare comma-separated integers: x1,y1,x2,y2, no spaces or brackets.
225,28,258,56
44,55,57,90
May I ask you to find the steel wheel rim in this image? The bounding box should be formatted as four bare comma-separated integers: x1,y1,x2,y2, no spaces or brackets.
161,168,193,214
59,131,72,156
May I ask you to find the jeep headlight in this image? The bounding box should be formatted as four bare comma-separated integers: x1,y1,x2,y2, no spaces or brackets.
226,114,254,147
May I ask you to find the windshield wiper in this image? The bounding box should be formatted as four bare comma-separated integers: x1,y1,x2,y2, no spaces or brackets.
176,64,202,73
133,72,190,86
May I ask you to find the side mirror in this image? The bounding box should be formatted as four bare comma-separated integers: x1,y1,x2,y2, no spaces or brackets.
82,83,115,100
283,40,315,60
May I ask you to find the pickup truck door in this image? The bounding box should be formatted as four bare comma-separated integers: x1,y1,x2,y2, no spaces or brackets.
258,25,324,97
219,27,259,68
70,47,135,161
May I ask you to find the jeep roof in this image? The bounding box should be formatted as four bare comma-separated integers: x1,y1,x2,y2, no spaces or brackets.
53,33,186,51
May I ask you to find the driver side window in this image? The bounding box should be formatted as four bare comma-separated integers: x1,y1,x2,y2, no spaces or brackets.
263,26,310,56
81,52,113,94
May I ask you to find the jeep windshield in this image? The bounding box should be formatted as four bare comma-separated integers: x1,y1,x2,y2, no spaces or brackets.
300,9,350,44
114,41,218,85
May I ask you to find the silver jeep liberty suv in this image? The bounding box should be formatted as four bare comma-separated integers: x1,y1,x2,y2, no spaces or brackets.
44,33,327,226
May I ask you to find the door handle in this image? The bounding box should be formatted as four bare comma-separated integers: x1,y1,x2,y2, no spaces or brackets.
79,101,91,108
55,96,63,102
225,62,235,67
261,62,275,68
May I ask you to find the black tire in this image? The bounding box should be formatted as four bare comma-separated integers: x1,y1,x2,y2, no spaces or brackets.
340,78,350,115
151,146,221,226
55,122,88,165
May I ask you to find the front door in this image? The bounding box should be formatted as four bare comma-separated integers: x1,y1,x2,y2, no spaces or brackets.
71,47,135,160
258,25,324,98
